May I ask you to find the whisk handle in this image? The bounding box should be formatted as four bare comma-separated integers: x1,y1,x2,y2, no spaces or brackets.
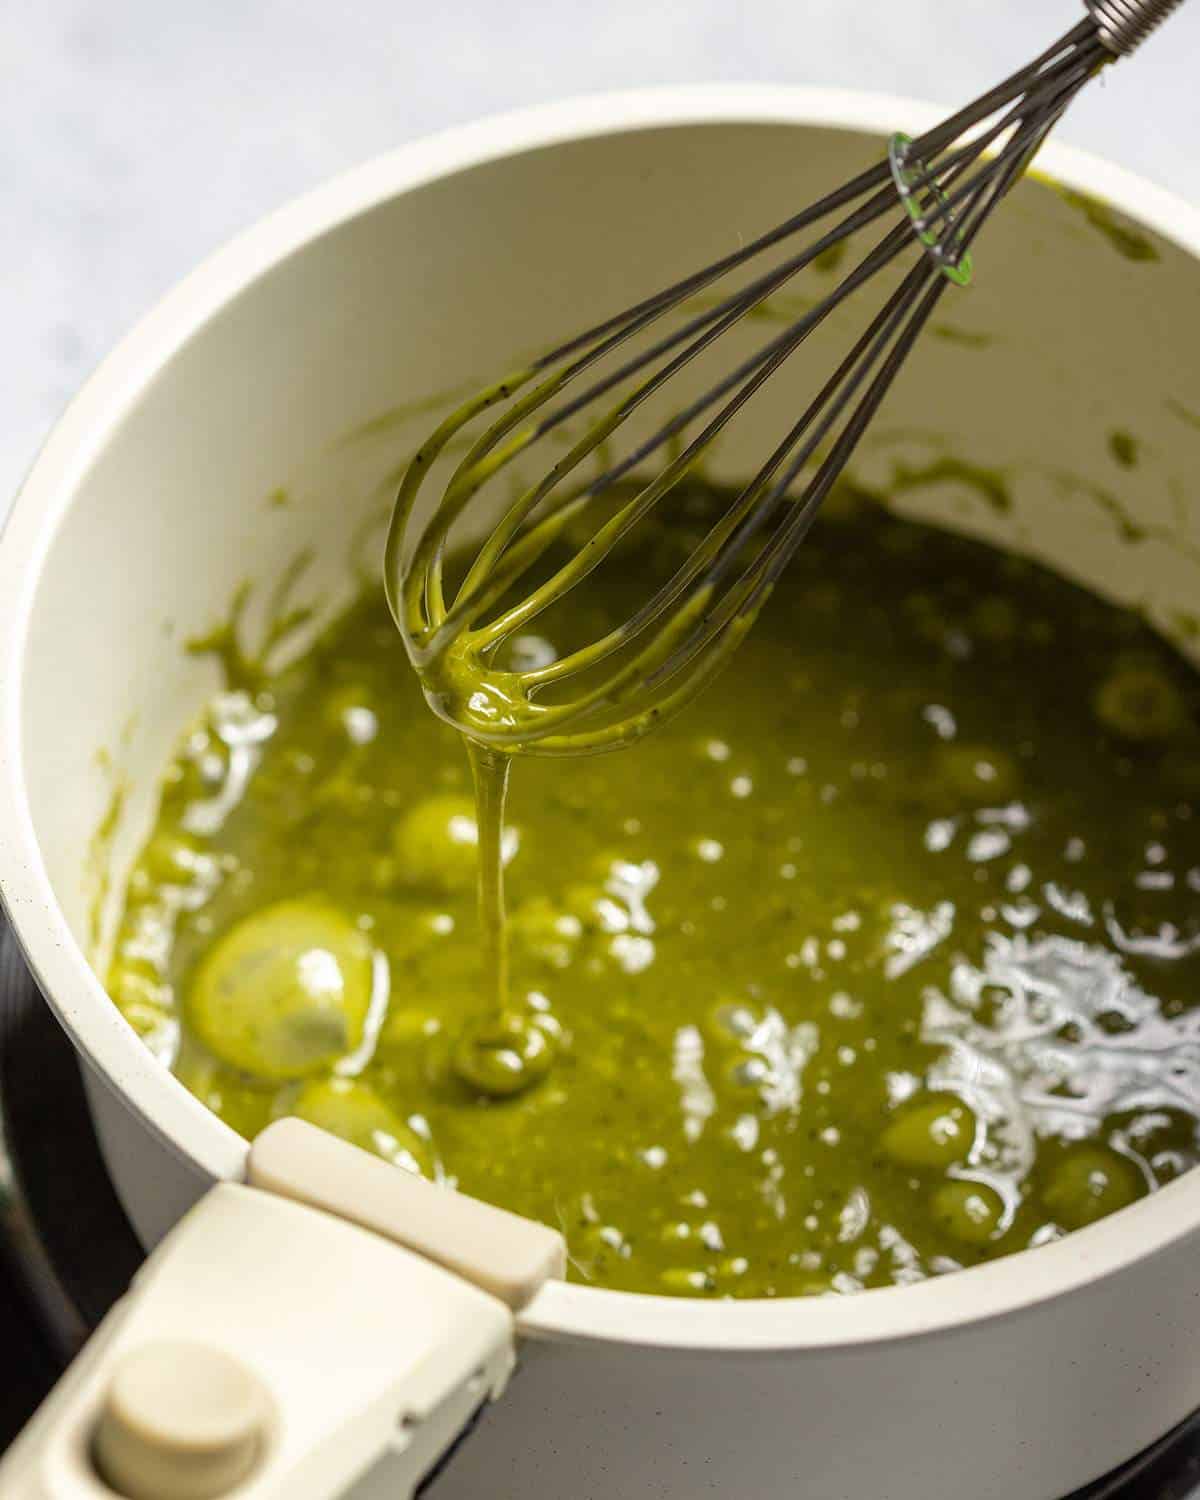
1085,0,1189,55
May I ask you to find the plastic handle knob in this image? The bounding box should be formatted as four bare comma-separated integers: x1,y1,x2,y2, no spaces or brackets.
92,1340,268,1499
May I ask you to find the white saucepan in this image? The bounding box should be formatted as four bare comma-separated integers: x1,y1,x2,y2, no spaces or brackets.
1,87,1199,1500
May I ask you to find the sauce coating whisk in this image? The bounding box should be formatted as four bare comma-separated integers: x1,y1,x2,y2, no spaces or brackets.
387,0,1187,757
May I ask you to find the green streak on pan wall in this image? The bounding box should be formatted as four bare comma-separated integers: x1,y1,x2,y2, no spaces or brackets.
1167,399,1200,433
87,772,129,959
1044,179,1161,263
186,550,320,695
888,455,1013,515
1108,431,1139,469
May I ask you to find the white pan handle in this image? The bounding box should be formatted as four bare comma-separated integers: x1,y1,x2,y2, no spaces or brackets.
0,1122,566,1500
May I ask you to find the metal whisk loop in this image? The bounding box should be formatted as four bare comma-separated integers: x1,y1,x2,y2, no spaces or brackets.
385,2,1186,758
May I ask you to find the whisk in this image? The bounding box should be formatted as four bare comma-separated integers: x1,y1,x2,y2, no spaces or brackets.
386,0,1188,758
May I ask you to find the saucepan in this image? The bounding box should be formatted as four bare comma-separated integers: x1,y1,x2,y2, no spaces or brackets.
0,87,1198,1500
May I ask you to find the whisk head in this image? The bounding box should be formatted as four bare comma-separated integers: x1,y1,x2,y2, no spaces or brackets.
386,12,1119,758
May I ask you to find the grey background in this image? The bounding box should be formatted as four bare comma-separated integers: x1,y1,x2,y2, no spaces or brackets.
3,0,1198,511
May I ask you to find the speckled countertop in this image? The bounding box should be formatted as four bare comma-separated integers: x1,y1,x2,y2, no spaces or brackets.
3,0,1199,514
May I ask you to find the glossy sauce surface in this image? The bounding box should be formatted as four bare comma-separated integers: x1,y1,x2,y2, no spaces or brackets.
108,488,1200,1297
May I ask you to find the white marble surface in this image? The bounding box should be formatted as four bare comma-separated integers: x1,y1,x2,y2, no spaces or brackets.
3,0,1198,511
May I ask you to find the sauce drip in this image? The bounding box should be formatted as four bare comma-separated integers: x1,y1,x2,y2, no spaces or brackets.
466,741,512,1018
448,741,555,1101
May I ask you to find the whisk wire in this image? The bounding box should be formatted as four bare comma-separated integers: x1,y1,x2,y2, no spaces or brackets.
385,5,1178,756
453,218,918,655
441,251,951,752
